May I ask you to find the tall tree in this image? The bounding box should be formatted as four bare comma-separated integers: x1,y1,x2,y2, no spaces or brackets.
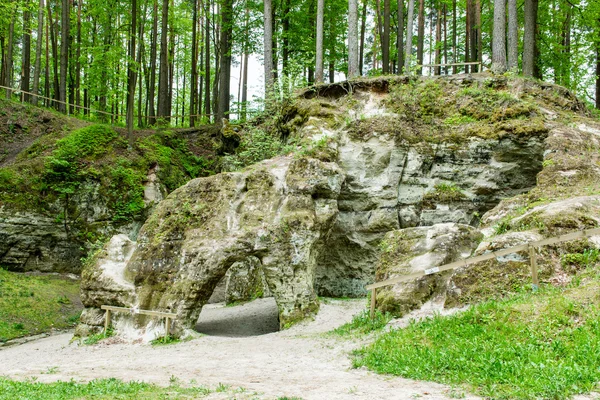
264,0,274,95
316,0,325,83
217,0,233,121
416,0,424,74
348,0,359,78
157,0,170,119
405,0,415,73
59,0,69,113
382,0,390,73
397,0,404,74
21,6,32,102
148,0,158,125
359,0,367,75
32,0,44,105
523,0,538,76
491,0,507,73
190,0,199,127
126,0,138,141
507,0,518,71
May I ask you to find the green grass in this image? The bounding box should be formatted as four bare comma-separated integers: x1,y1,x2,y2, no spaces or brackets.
353,267,600,399
331,309,392,336
0,268,82,343
0,378,213,400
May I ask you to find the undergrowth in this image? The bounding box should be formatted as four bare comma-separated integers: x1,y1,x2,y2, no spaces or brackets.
331,309,392,336
353,264,600,399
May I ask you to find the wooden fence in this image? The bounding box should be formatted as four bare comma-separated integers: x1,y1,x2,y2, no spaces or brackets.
101,305,177,342
367,227,600,319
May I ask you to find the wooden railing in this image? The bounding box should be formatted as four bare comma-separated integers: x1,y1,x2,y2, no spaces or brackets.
101,305,177,341
367,227,600,319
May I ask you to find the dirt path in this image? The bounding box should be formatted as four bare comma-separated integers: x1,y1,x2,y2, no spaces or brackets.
0,299,479,400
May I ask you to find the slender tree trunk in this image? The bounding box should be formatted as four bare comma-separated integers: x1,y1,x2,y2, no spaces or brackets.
523,0,538,76
434,7,442,75
397,0,404,74
596,41,600,109
443,4,447,74
404,0,414,73
148,0,158,125
507,0,518,71
126,0,138,141
475,0,481,71
157,0,170,119
282,0,290,87
264,0,274,96
348,0,359,78
21,8,32,102
491,0,507,73
560,7,571,86
416,0,424,74
241,8,249,122
204,3,211,120
5,8,16,99
48,1,60,106
59,0,69,113
32,0,44,105
190,0,199,126
316,0,325,83
359,0,367,75
217,0,233,121
382,0,390,73
75,0,81,111
307,0,315,83
452,0,456,73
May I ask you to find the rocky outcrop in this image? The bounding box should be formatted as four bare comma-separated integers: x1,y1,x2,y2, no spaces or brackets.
374,223,482,316
78,156,345,337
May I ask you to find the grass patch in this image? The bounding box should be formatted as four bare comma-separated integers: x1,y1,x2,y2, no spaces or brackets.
0,268,81,343
331,309,392,336
0,377,214,400
149,334,181,346
353,268,600,399
83,327,115,345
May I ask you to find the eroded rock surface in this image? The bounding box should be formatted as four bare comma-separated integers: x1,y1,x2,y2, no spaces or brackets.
79,157,344,336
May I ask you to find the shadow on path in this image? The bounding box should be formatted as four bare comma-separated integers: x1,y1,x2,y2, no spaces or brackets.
195,297,280,337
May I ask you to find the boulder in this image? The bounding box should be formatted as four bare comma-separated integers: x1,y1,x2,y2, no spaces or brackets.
374,223,482,316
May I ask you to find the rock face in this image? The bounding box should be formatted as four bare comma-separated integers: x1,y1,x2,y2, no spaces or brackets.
79,157,344,336
374,223,483,316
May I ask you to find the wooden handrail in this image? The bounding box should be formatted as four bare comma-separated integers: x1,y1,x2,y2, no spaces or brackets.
368,226,600,318
100,305,177,341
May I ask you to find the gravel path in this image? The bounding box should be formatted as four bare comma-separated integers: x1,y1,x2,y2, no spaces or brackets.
0,298,480,400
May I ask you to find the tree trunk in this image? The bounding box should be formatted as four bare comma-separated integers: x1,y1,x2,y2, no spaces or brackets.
217,0,233,121
416,0,424,75
157,0,170,119
382,0,390,73
75,0,82,111
148,0,158,125
507,0,518,71
523,0,538,76
404,0,414,73
32,0,44,105
21,8,32,102
491,0,507,74
59,0,70,113
397,0,404,74
4,7,15,99
126,0,138,142
434,7,442,75
241,7,249,122
596,41,600,109
204,4,211,120
359,0,367,75
316,0,325,83
190,0,199,126
282,0,290,86
264,0,274,96
452,0,456,74
348,0,359,78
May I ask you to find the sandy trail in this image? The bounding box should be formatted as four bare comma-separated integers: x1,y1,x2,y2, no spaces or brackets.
0,299,479,400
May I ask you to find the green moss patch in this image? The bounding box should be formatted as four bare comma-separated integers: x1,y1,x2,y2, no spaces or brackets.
0,268,81,342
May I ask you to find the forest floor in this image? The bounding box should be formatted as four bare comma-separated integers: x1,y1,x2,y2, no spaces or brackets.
0,298,480,400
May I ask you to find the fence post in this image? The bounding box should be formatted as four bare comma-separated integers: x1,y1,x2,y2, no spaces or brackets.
370,288,377,320
165,317,170,342
529,245,539,290
104,310,111,336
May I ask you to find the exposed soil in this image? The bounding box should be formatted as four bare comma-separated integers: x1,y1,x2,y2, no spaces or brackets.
0,298,480,400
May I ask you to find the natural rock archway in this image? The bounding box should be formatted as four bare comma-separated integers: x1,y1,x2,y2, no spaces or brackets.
78,156,345,337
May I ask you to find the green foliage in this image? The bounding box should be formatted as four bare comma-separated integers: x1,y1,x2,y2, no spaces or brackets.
53,125,119,161
0,268,81,343
221,127,295,171
331,309,392,336
0,377,214,400
562,249,600,270
424,183,466,203
353,276,600,399
83,327,115,345
150,334,181,346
